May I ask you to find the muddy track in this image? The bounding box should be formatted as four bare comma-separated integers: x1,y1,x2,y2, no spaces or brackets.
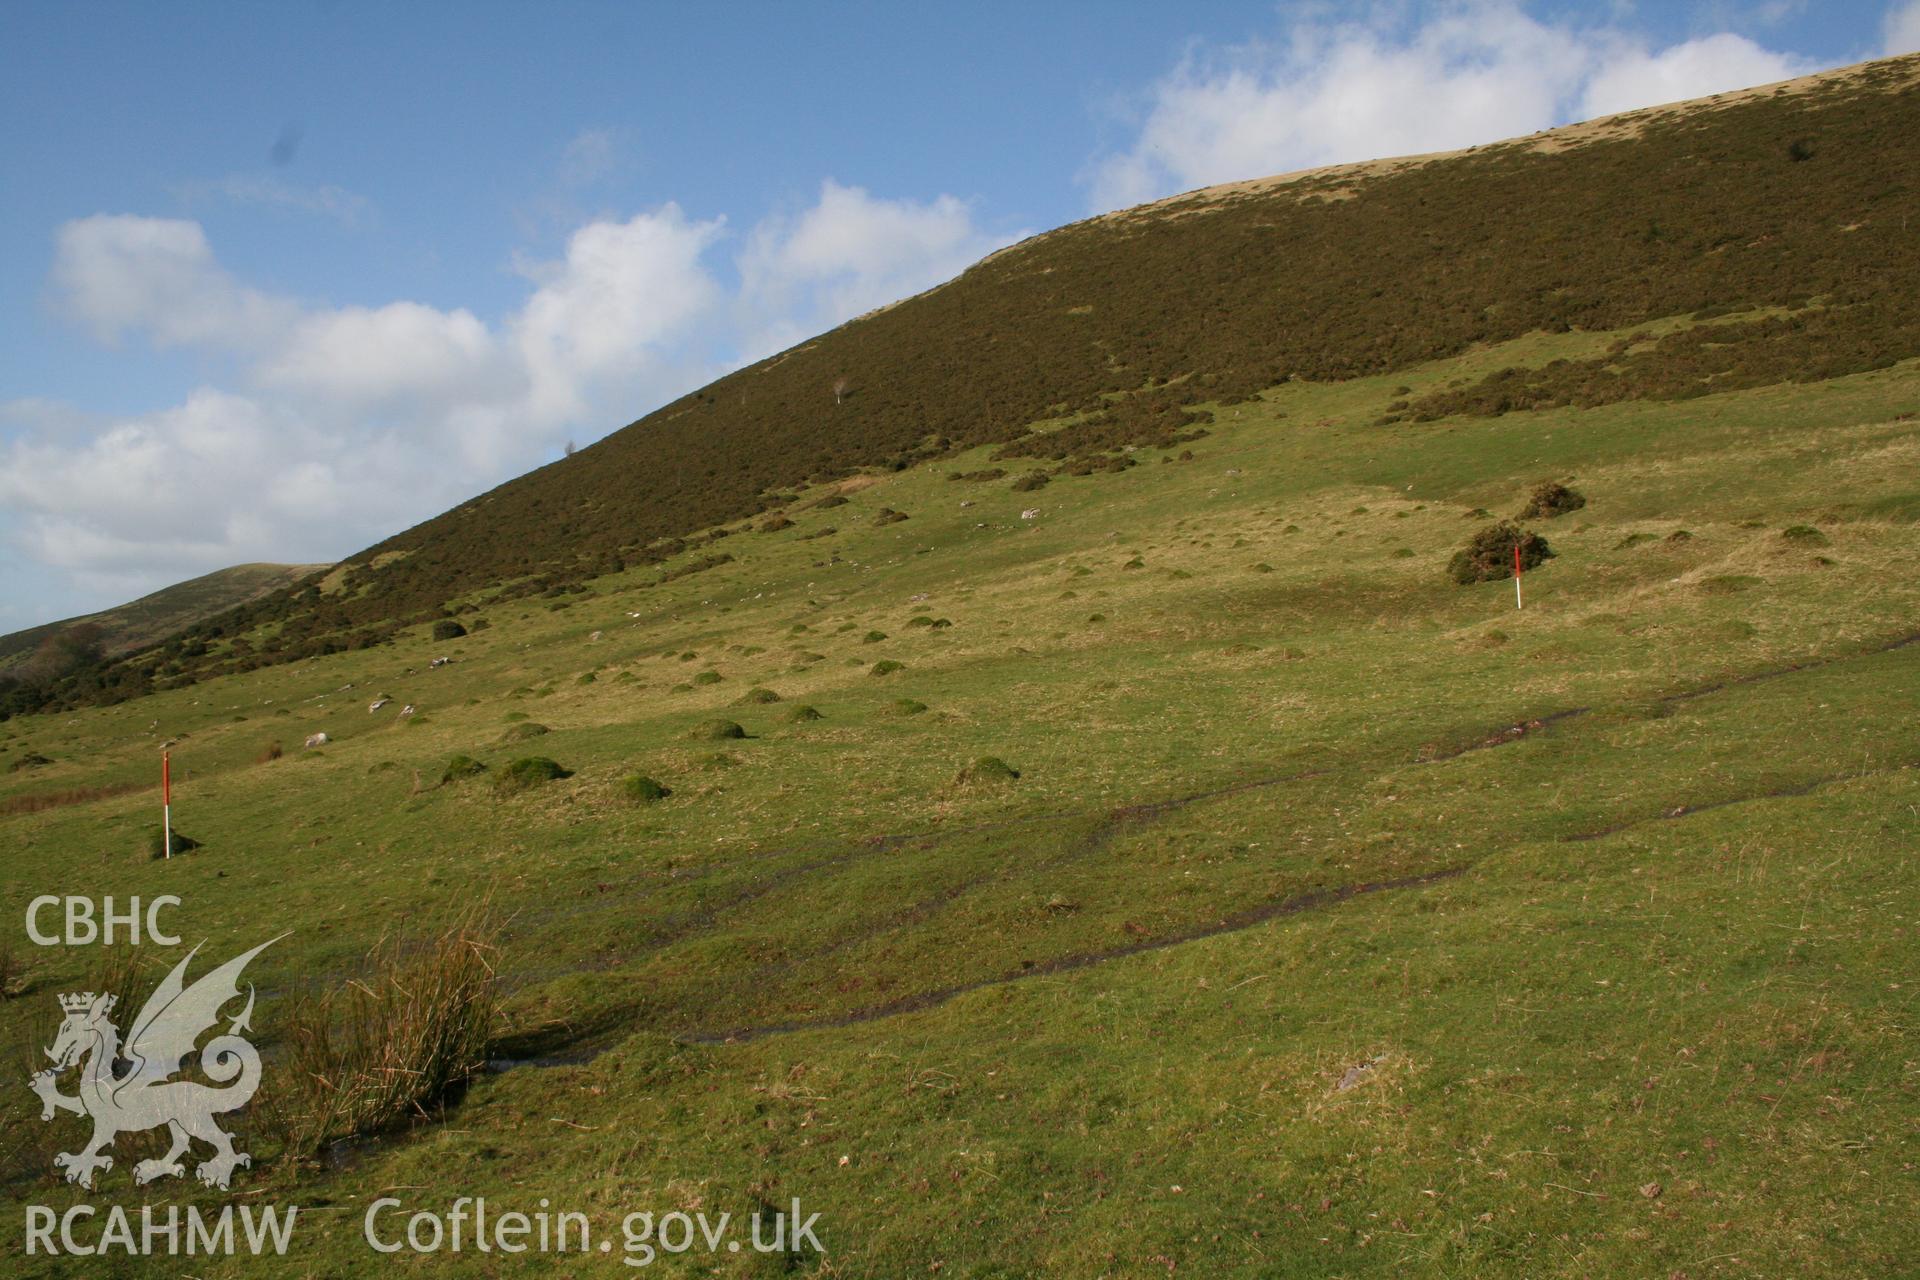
503,626,1920,992
1561,757,1920,842
678,867,1465,1045
1657,627,1920,705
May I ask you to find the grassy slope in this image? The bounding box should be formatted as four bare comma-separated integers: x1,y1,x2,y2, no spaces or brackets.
0,563,326,672
2,322,1915,1275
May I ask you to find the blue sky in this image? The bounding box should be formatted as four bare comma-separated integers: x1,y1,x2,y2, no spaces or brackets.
3,1,1915,630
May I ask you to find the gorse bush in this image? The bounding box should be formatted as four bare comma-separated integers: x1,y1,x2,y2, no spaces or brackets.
1518,481,1587,519
1448,522,1553,585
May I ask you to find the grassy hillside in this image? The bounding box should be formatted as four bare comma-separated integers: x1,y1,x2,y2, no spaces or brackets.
2,315,1916,1273
47,53,1918,703
0,563,325,675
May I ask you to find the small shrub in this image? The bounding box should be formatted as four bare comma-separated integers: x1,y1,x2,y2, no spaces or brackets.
736,687,782,705
888,699,929,716
809,494,849,510
872,508,909,526
692,720,747,741
431,620,468,641
1447,521,1552,585
494,757,571,793
622,774,671,803
1781,524,1829,546
497,722,550,744
1518,481,1587,519
9,753,52,772
692,670,724,686
441,754,488,784
785,704,824,723
760,515,795,533
870,659,906,676
950,468,1006,482
1011,471,1051,492
956,756,1020,786
255,742,284,764
576,671,597,685
141,826,202,860
1666,529,1694,544
694,752,739,770
863,630,888,644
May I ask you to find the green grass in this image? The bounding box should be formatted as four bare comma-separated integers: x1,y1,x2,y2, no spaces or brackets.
1,332,1917,1275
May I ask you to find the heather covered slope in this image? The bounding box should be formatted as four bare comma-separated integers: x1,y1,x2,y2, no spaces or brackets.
70,52,1920,696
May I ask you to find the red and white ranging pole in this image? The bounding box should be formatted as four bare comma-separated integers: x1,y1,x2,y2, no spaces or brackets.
162,749,172,860
1514,543,1524,611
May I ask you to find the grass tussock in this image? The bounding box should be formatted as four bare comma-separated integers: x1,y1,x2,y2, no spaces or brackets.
493,757,571,793
955,756,1020,787
622,774,672,803
141,825,202,860
265,906,501,1159
441,754,487,784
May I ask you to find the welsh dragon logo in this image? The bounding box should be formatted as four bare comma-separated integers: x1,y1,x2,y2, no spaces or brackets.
28,937,280,1190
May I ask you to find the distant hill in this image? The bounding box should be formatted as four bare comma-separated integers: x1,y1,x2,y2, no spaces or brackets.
35,52,1920,703
0,563,327,676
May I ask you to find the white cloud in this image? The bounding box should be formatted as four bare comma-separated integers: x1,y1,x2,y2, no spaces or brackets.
737,180,1013,360
1085,3,1819,212
559,128,620,187
256,301,514,414
52,215,297,349
513,207,729,424
11,185,1009,612
1887,0,1920,54
1579,32,1809,117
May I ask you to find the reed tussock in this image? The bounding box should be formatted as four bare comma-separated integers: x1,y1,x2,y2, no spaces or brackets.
265,906,501,1158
